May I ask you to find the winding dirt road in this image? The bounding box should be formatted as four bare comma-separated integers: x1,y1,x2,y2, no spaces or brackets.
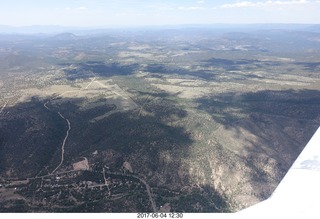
51,112,71,174
105,170,157,212
102,168,111,197
43,100,71,174
0,101,8,114
84,77,96,90
42,77,100,174
41,78,156,210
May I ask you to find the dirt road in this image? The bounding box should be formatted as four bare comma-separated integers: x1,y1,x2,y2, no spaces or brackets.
51,112,71,174
0,101,8,114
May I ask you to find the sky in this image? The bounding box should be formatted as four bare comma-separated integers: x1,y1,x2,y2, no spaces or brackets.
1,0,320,27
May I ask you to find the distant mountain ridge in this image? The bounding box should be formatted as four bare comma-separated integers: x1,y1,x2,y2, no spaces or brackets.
0,25,85,35
50,32,79,41
0,24,320,35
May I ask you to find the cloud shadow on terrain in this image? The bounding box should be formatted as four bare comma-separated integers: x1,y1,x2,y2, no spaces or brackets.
204,58,281,71
196,89,320,201
0,98,67,178
294,61,320,72
0,93,230,212
61,61,140,80
144,63,218,80
62,61,221,81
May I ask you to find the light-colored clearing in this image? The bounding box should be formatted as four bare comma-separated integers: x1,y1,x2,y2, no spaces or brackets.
73,52,87,61
0,188,25,201
118,51,155,59
258,79,310,86
152,84,213,99
123,161,133,173
166,78,207,86
72,158,89,171
159,203,171,213
128,45,151,50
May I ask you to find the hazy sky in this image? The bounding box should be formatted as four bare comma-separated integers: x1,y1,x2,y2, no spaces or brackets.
1,0,320,27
